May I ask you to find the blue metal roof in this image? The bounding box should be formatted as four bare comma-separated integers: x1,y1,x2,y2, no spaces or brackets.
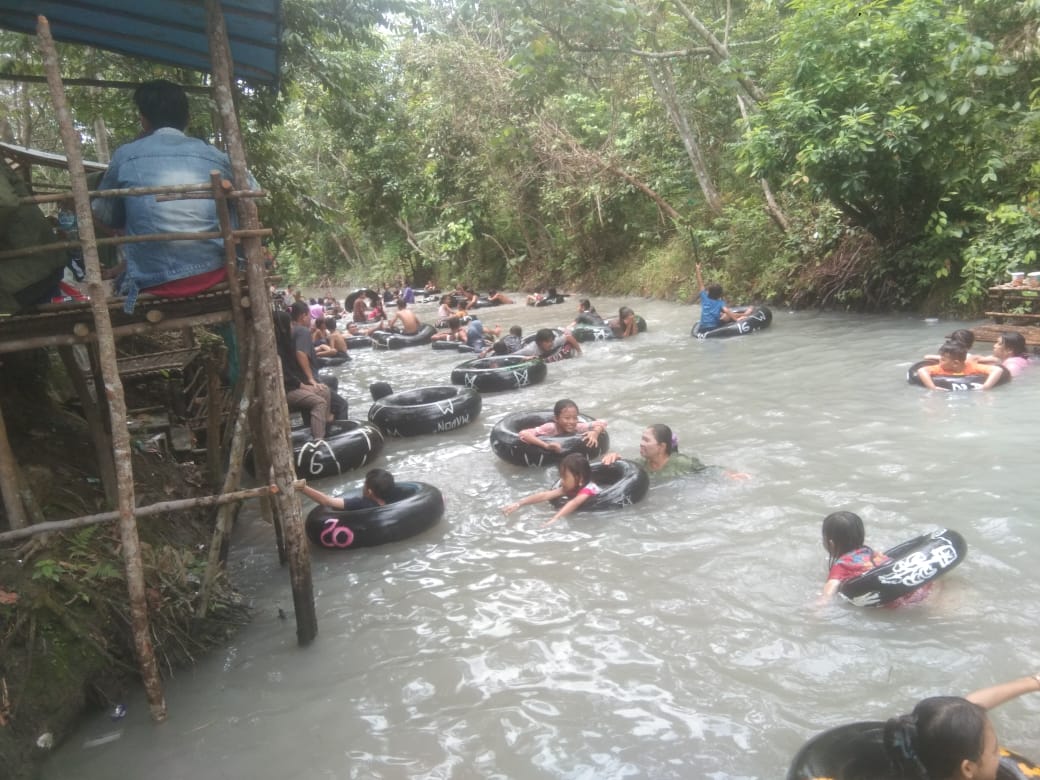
0,0,281,86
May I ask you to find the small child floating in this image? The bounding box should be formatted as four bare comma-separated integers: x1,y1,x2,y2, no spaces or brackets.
838,528,967,608
908,359,1010,391
305,480,444,550
491,407,610,467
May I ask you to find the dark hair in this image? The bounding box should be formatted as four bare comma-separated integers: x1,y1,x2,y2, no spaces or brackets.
547,287,558,297
822,511,866,566
440,294,452,305
998,331,1027,357
553,398,579,417
535,328,556,344
509,325,522,337
946,329,975,349
938,341,967,362
397,299,407,308
559,452,591,486
707,283,723,299
290,301,311,321
883,697,988,780
619,306,635,320
447,316,461,330
133,79,189,130
647,424,676,455
491,340,510,355
579,298,594,312
364,468,395,501
274,310,306,385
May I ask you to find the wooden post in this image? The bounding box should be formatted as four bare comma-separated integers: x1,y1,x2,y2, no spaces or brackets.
36,16,167,721
205,0,317,645
204,351,223,489
197,340,256,619
56,346,118,506
0,403,27,529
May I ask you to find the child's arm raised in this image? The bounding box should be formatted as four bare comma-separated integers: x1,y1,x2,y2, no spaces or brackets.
695,263,706,292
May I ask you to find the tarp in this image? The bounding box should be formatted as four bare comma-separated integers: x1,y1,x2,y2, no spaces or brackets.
0,141,107,173
0,0,281,86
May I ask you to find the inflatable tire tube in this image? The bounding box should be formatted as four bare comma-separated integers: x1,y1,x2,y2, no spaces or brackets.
345,288,378,310
345,335,372,349
470,297,498,309
246,420,384,479
786,721,1039,780
518,328,574,362
290,420,384,479
451,356,547,392
316,353,350,367
489,410,610,467
305,481,444,549
368,385,481,437
431,340,477,353
907,359,1010,390
691,305,773,338
837,528,967,607
549,459,649,511
571,324,617,343
371,323,437,350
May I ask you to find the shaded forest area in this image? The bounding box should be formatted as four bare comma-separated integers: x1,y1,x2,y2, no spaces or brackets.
3,0,1040,311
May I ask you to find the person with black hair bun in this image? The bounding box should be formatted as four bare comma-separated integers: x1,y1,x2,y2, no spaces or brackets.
880,674,1040,780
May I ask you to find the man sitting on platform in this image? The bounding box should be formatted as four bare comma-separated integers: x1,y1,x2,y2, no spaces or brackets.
92,79,258,313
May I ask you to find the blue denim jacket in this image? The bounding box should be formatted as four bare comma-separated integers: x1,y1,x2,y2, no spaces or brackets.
92,128,258,312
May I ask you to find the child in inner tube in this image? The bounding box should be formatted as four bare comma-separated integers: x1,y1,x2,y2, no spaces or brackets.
694,262,755,331
300,468,394,511
916,341,1004,391
518,398,606,454
818,511,932,607
501,452,600,526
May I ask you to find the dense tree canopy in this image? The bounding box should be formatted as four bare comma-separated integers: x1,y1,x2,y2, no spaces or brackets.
2,0,1039,311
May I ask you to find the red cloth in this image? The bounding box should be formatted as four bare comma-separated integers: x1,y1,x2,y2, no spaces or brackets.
142,267,227,298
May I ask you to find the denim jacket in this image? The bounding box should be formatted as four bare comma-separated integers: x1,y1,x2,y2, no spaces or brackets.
92,128,258,312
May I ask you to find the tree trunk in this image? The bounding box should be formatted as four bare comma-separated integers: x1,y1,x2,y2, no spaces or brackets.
643,60,723,216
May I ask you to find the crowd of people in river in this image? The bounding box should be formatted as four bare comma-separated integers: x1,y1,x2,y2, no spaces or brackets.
275,275,1036,780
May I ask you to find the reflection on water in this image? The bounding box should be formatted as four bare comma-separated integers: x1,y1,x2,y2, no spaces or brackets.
44,297,1040,779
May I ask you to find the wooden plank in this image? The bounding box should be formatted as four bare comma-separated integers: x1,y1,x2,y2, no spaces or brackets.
972,322,1040,347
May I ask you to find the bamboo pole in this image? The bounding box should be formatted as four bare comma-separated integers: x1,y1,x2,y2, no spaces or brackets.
0,227,271,262
0,310,233,355
206,0,317,645
0,481,300,545
0,404,27,529
36,15,167,722
56,346,118,506
196,340,256,619
19,181,267,204
204,351,224,489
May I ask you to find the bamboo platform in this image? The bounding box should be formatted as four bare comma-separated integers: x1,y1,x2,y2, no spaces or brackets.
971,322,1040,348
0,286,234,354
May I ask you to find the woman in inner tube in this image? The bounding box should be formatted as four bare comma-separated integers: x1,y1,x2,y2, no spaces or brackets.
868,673,1040,780
916,341,1005,391
518,398,606,454
601,424,748,481
300,468,394,511
976,330,1030,378
818,511,932,608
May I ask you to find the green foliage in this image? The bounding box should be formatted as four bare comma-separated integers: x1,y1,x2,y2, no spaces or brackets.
739,0,1020,248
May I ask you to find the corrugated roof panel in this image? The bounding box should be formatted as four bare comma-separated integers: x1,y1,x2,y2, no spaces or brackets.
0,0,281,86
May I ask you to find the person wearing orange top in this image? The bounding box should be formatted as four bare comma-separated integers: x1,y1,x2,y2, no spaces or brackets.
916,341,1004,391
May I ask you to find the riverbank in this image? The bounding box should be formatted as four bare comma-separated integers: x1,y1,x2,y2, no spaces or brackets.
0,398,250,780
